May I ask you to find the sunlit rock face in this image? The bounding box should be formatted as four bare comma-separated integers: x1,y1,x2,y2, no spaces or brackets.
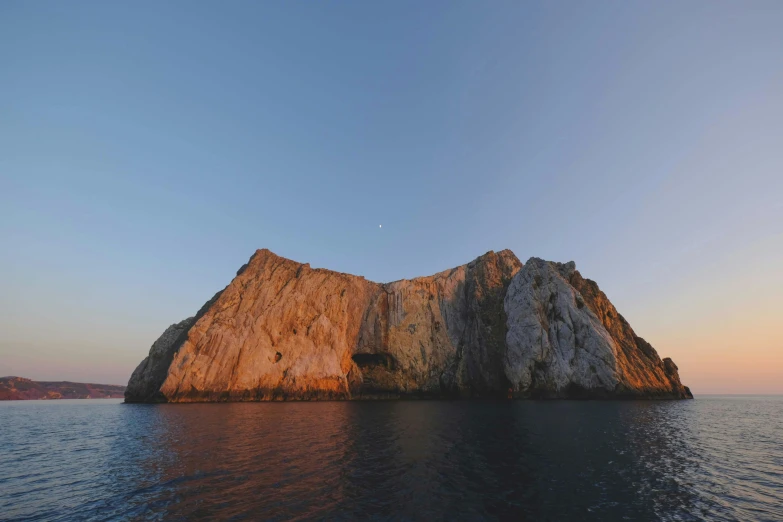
125,249,691,402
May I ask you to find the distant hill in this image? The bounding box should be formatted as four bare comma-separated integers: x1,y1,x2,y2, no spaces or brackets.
0,376,126,400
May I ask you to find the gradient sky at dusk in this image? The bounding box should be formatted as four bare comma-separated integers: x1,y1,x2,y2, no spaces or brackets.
2,1,782,393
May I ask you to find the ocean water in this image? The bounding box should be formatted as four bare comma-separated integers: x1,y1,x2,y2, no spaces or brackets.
0,397,781,521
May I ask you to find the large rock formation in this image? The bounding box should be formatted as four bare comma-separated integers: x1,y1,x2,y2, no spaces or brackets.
125,249,692,402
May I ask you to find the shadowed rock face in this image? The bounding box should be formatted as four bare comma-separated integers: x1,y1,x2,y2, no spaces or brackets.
125,249,692,402
504,259,691,399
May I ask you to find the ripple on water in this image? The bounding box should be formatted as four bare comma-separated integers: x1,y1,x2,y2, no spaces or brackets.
0,396,781,521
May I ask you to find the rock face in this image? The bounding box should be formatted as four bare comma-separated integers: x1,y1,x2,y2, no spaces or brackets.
504,259,691,398
125,249,692,402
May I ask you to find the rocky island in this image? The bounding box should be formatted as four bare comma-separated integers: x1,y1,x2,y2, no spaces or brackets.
126,249,692,402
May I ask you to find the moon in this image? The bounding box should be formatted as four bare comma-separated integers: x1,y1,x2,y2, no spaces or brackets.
379,225,382,228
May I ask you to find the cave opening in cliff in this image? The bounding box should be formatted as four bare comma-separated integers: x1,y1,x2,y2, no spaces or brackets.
352,352,395,369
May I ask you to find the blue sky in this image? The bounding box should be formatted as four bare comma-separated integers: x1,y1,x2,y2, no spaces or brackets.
1,1,782,391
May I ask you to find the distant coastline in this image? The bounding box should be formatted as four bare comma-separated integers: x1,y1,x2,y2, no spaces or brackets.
0,376,126,400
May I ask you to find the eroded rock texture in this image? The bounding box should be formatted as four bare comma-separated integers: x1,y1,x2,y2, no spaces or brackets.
504,258,691,399
126,249,691,402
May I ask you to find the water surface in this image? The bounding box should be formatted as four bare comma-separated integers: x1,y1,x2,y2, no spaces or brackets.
1,397,781,521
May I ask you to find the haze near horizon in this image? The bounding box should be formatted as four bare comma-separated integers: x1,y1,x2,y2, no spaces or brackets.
1,1,781,393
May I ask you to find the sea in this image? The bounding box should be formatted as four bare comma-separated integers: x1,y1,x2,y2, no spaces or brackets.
0,396,781,521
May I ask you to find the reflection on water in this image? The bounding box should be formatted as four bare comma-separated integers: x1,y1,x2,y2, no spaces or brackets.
1,397,781,521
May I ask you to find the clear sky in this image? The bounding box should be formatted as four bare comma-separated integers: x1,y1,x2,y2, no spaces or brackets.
1,1,781,393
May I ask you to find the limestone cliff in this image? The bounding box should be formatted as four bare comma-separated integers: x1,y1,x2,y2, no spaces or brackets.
125,249,691,402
